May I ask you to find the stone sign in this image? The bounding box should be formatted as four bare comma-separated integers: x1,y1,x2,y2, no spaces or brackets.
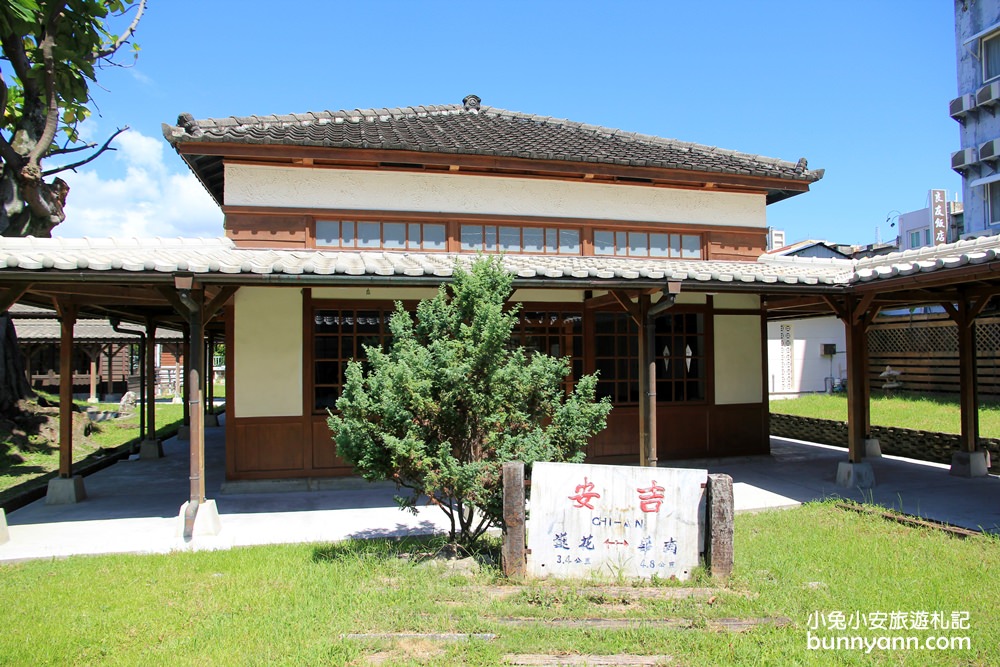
526,462,706,580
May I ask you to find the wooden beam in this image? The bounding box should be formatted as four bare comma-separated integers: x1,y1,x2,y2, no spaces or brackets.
822,295,848,322
610,290,641,326
0,283,30,312
203,285,239,321
850,292,876,325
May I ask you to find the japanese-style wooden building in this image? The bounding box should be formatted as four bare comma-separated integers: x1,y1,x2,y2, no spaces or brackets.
0,96,996,535
12,303,184,401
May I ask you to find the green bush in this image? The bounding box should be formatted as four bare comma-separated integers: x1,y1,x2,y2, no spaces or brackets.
328,257,611,547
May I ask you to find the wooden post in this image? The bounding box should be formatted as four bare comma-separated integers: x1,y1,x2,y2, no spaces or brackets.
644,316,657,468
637,295,650,467
502,461,526,579
705,473,734,579
88,357,98,403
191,293,205,504
145,318,157,442
57,304,77,478
190,369,205,503
845,314,867,463
952,296,982,453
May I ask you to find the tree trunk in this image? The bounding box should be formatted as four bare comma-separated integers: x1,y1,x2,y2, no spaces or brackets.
0,313,34,415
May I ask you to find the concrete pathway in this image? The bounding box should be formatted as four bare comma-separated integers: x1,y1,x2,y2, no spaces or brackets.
0,424,997,563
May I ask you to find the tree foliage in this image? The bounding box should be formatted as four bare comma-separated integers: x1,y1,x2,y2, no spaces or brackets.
0,0,145,237
328,257,612,547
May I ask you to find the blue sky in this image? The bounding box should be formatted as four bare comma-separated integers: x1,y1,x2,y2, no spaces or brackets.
56,1,962,246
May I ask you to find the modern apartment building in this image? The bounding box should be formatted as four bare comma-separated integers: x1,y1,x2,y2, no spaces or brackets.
952,0,1000,234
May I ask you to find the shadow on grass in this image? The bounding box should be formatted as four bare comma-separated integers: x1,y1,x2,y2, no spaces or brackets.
311,531,447,562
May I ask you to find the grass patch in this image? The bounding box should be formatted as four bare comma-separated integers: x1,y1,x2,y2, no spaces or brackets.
0,393,188,507
770,393,1000,438
0,502,996,665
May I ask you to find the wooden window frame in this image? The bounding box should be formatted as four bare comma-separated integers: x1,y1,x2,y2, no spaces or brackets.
314,219,449,252
593,229,704,260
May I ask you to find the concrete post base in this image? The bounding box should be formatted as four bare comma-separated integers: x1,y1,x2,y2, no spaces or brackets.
46,476,87,504
864,438,882,458
836,461,875,489
176,499,222,538
139,439,163,460
176,425,190,441
0,508,9,544
204,413,219,427
950,450,989,477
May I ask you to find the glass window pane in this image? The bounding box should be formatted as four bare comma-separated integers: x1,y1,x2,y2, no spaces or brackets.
681,235,701,258
669,233,681,257
545,228,558,253
461,225,482,251
314,336,338,358
408,223,421,248
650,233,669,257
615,231,627,256
559,229,580,254
315,361,341,384
315,221,339,247
990,183,1000,225
594,231,614,255
628,232,648,257
314,387,339,411
985,34,1000,81
499,226,520,251
383,222,406,249
523,227,543,253
424,224,446,250
341,222,355,246
484,225,498,251
358,222,380,248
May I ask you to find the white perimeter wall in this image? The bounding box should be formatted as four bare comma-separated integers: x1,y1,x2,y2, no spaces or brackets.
233,287,303,418
225,164,766,228
766,316,846,397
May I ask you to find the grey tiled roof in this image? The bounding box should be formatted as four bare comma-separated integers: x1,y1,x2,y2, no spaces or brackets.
163,99,824,185
14,317,183,343
2,235,999,290
0,237,848,287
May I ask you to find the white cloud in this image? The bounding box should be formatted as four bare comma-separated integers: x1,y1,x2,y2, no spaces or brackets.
54,129,224,238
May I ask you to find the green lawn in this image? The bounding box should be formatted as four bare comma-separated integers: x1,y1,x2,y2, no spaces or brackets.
0,396,188,506
0,501,994,665
770,393,1000,439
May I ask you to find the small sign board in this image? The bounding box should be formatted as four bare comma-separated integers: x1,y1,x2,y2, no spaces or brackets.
526,462,707,580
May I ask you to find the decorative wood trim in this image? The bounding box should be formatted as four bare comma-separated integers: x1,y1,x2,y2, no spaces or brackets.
187,147,812,195
222,205,768,237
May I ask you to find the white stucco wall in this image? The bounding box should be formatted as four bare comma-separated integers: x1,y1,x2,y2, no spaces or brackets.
714,294,760,310
233,287,303,418
311,286,440,301
713,314,762,405
225,164,767,228
766,316,846,397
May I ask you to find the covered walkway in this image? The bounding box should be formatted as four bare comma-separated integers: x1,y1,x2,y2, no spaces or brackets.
0,425,996,563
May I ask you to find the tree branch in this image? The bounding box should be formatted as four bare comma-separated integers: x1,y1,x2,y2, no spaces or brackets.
92,0,147,61
42,126,126,175
25,30,60,165
0,134,21,169
0,28,36,102
44,141,99,157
